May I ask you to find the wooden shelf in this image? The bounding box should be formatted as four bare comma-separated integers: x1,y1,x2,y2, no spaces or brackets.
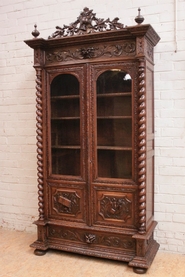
51,117,80,120
97,92,131,97
51,145,81,149
97,146,132,151
97,116,132,119
51,95,80,100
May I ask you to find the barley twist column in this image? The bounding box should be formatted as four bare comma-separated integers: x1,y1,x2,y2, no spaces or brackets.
138,60,146,234
35,68,44,220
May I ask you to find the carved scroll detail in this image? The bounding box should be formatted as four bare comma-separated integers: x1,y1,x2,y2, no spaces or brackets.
48,226,135,250
46,42,135,63
138,60,146,234
48,7,124,38
35,68,44,220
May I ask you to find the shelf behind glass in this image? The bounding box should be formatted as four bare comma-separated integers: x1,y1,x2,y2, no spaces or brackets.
97,149,132,179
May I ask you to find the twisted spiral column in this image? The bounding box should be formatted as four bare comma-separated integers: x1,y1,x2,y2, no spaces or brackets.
35,68,44,220
138,60,146,234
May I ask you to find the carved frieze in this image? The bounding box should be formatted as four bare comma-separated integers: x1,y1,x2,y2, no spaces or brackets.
53,190,80,216
48,226,135,250
99,236,135,249
46,42,136,63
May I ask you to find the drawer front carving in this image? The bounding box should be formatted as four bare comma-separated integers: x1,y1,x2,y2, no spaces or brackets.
48,225,135,251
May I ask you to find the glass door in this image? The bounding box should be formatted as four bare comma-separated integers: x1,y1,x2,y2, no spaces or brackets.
96,69,132,179
50,73,81,176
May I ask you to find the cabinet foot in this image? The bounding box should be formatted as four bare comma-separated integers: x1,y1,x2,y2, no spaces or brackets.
133,267,147,274
34,249,47,256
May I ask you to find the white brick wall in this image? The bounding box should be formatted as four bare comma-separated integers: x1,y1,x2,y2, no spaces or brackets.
0,0,185,253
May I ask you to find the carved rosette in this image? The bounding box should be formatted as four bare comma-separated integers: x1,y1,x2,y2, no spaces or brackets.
35,68,44,220
138,60,146,234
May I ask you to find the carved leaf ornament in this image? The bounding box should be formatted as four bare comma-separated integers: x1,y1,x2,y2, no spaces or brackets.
46,43,136,62
48,7,124,39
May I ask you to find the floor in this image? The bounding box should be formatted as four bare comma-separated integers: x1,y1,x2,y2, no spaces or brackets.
0,228,185,277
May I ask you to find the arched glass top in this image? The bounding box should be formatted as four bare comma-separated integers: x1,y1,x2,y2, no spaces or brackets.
97,70,131,95
51,74,79,96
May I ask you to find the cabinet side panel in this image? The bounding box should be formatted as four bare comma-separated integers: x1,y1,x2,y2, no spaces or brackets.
146,62,155,228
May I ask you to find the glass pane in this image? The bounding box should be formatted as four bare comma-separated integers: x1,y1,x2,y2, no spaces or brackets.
51,74,79,96
52,149,80,176
97,70,131,94
97,95,132,117
98,150,132,179
51,98,80,117
51,119,80,146
96,70,132,179
50,74,80,176
97,118,132,147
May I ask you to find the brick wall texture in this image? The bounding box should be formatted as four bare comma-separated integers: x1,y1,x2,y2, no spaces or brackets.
0,0,185,254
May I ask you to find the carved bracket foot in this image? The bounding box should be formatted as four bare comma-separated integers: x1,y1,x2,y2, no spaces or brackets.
133,267,147,274
129,239,159,274
34,249,47,256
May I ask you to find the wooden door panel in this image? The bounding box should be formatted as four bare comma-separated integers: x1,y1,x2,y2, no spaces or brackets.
93,188,137,228
48,185,87,223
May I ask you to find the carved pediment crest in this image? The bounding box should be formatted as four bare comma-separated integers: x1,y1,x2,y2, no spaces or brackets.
48,7,124,39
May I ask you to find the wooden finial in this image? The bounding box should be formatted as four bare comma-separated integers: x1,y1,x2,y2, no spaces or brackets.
135,8,144,24
32,24,40,38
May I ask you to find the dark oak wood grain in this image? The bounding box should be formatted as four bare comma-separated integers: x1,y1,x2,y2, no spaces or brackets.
25,8,160,274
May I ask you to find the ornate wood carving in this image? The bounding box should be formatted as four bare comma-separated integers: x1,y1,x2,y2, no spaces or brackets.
99,194,132,221
49,227,84,242
48,226,135,250
34,49,44,65
48,7,124,39
35,68,44,220
136,37,144,56
85,234,96,244
53,190,80,216
146,41,153,60
100,236,135,249
46,42,136,63
25,8,160,273
138,60,147,234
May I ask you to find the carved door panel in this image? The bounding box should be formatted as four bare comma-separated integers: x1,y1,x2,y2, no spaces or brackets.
89,63,138,229
47,64,89,225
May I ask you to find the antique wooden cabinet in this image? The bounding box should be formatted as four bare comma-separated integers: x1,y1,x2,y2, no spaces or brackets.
25,8,160,273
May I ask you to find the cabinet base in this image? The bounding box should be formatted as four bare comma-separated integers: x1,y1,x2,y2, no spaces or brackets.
30,221,159,274
129,237,160,273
